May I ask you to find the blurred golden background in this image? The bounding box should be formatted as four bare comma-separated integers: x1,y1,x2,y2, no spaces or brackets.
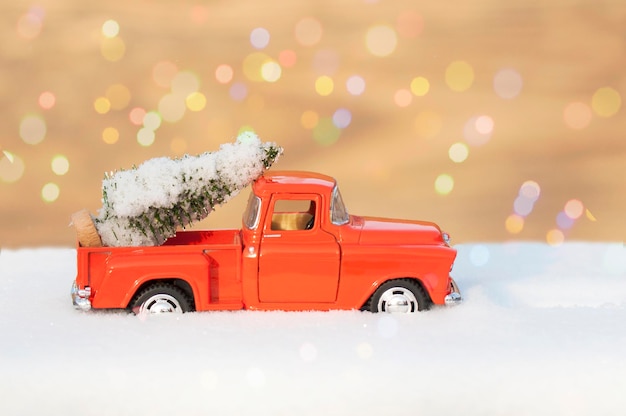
1,0,625,248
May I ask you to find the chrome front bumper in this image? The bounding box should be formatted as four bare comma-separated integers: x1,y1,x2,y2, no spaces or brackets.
444,278,462,306
71,281,92,311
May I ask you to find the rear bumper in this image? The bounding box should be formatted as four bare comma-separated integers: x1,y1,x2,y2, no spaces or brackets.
71,280,92,311
444,278,462,306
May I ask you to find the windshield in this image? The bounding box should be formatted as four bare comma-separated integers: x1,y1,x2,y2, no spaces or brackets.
331,186,349,225
243,193,261,229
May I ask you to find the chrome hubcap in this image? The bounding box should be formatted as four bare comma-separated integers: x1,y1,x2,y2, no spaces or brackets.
378,287,418,313
139,294,183,315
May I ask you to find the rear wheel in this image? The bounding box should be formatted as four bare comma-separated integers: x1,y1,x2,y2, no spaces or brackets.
130,283,193,315
369,279,429,313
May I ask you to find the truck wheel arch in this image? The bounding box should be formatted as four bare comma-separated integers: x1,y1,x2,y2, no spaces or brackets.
127,278,196,312
361,278,432,313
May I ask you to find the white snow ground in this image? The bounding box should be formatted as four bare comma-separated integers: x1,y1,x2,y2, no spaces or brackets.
0,242,625,416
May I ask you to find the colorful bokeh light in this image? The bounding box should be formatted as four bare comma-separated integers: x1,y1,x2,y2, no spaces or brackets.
445,61,474,92
591,87,621,117
295,17,323,47
563,102,592,130
493,68,523,99
434,174,454,195
19,115,47,145
365,25,398,57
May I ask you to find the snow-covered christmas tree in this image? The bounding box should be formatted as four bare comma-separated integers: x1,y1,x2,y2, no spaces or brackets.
72,132,282,247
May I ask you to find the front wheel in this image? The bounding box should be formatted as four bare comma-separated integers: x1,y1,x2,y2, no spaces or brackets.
130,283,193,315
369,279,429,313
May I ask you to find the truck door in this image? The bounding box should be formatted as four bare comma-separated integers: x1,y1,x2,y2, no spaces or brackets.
258,194,340,303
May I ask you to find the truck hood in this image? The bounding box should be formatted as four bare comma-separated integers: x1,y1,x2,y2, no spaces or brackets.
353,216,444,245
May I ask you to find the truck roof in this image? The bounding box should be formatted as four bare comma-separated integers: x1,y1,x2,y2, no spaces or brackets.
253,171,337,195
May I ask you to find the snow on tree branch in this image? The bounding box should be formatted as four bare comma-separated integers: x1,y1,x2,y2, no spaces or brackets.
94,132,282,247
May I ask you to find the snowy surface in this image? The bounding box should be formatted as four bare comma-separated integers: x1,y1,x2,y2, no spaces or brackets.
1,242,625,415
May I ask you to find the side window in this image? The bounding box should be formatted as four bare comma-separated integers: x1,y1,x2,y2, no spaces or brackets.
271,199,316,231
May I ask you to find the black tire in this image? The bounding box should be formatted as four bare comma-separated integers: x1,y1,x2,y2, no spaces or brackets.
130,282,193,315
368,279,430,313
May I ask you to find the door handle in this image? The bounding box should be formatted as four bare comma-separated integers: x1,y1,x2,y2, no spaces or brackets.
264,234,282,238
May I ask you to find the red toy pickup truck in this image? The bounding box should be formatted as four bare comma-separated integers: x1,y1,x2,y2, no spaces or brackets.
71,171,461,314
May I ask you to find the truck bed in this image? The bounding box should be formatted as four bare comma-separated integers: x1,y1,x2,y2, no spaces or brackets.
76,229,243,310
162,229,241,246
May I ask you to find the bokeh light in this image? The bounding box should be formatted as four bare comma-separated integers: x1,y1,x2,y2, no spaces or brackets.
137,128,155,147
159,94,186,122
313,118,341,146
19,115,47,145
153,61,178,88
520,180,541,200
143,111,162,130
38,91,56,110
51,155,70,175
229,83,248,101
102,127,120,144
556,211,575,230
250,27,270,49
464,115,494,146
365,25,398,57
100,37,126,62
448,142,469,163
315,76,334,96
396,10,423,38
507,180,541,234
493,68,523,99
505,214,525,234
261,61,282,82
546,229,565,246
346,75,366,96
243,52,272,82
394,89,412,107
129,107,146,125
189,5,209,24
301,111,319,129
186,92,207,111
514,195,535,216
591,87,621,117
94,97,111,114
313,49,340,75
0,153,25,183
102,20,120,38
564,199,584,219
410,76,429,96
106,84,131,110
332,108,352,128
41,182,60,203
434,174,454,195
513,180,541,216
445,61,474,92
295,17,323,47
171,71,200,96
16,7,45,39
215,64,234,84
563,102,592,130
278,50,297,68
